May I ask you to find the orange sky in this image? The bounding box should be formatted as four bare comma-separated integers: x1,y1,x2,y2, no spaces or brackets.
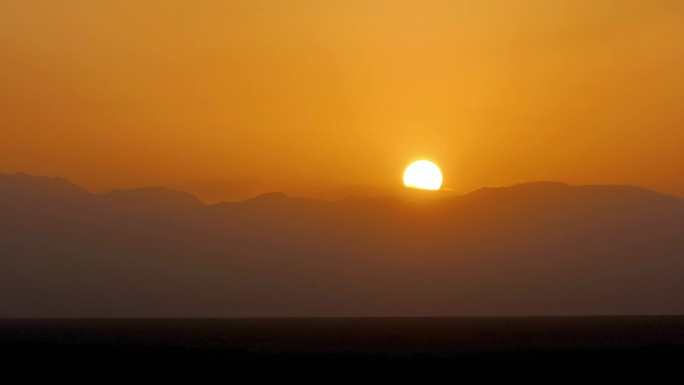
1,1,683,202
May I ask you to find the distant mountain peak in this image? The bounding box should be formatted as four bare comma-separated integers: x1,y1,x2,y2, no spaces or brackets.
480,181,569,191
103,186,205,210
244,192,288,203
0,172,88,197
467,181,667,196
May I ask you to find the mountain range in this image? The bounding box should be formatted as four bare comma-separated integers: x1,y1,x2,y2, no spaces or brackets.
1,172,683,316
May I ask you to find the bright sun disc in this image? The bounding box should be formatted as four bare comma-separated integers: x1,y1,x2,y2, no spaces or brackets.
403,160,443,190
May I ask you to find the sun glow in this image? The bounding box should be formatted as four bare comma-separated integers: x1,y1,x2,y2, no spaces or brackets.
403,160,443,190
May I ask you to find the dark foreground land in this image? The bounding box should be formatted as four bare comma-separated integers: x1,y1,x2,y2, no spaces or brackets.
2,317,684,376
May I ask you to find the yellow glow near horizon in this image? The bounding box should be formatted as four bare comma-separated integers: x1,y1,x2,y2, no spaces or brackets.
403,160,443,190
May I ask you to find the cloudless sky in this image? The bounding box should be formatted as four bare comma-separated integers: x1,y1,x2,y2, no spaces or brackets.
1,1,683,201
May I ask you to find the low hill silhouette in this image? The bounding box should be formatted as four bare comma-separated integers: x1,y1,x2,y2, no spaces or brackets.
1,173,683,317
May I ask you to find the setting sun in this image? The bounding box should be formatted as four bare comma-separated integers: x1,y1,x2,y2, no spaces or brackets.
403,160,443,190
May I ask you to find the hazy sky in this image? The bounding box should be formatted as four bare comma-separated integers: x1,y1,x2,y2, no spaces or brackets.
2,1,683,201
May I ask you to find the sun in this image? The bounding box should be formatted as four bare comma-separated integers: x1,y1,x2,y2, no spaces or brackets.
403,160,443,190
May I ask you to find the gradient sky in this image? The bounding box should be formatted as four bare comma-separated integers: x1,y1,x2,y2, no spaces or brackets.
1,1,683,202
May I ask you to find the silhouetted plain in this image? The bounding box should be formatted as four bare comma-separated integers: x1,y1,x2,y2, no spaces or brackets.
1,318,683,375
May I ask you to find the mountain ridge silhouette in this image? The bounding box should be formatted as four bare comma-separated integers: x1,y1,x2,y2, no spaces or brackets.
1,172,683,317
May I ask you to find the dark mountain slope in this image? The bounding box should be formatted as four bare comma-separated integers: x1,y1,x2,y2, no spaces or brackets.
1,174,683,316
